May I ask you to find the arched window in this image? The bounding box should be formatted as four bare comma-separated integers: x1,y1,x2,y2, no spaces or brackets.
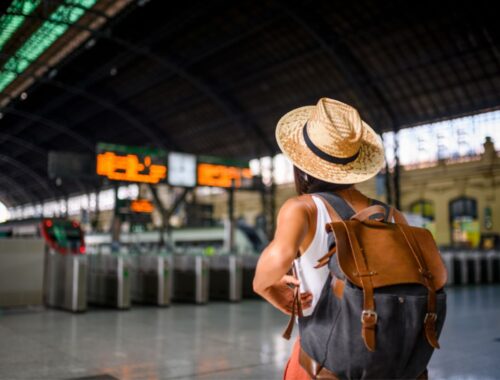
410,199,435,221
449,197,479,248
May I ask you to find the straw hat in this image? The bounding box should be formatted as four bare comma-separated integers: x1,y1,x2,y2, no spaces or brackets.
276,98,385,184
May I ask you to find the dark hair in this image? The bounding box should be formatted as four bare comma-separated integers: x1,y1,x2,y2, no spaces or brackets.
293,166,352,195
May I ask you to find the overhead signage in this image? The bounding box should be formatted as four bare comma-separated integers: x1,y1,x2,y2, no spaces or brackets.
168,152,197,187
48,151,95,179
96,143,253,188
130,200,154,213
97,152,167,183
96,143,167,184
197,155,252,188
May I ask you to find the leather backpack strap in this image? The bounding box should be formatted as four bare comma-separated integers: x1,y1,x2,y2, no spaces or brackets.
341,221,378,352
392,208,409,225
397,224,440,349
314,245,336,269
351,205,387,222
369,198,391,221
282,254,302,340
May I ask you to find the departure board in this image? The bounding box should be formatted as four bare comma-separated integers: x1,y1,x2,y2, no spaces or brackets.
96,143,253,188
197,155,252,188
96,143,167,184
130,200,154,213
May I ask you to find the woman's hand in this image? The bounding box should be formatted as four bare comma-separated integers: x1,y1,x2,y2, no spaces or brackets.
262,275,313,315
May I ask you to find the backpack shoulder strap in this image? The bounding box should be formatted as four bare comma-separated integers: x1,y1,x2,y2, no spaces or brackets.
369,198,391,222
369,198,409,225
392,208,409,225
282,254,302,340
315,192,355,220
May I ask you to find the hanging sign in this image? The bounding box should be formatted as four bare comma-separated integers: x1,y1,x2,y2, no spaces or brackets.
130,199,154,213
197,155,252,188
96,143,167,184
95,143,253,188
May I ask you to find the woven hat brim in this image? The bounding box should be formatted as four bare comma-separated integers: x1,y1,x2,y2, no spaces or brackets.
276,106,385,184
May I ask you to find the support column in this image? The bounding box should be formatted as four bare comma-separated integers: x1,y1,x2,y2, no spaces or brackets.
393,130,401,210
270,158,276,238
110,184,121,251
381,135,393,205
227,180,235,254
148,184,167,247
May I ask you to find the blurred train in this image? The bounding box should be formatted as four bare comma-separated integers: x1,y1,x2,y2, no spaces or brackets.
86,224,266,255
0,218,267,255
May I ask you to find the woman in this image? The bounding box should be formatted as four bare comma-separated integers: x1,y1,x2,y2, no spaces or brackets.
253,98,386,379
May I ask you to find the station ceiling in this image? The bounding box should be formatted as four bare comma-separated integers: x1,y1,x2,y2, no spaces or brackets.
0,0,499,206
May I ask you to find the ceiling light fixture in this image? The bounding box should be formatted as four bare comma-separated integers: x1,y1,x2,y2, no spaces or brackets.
0,0,97,93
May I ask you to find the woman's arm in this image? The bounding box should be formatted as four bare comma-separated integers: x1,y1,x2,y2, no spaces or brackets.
253,197,312,313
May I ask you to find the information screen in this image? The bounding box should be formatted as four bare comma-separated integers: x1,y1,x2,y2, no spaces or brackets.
96,143,167,184
197,155,252,188
95,143,253,188
130,200,154,213
168,152,197,187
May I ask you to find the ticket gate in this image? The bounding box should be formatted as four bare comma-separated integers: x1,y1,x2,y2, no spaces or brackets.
87,254,131,309
441,251,455,286
42,219,87,312
241,254,259,298
441,250,500,285
172,255,209,304
209,255,242,302
130,254,172,306
44,250,87,312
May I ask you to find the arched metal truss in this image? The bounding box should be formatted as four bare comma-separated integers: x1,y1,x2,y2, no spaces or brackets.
0,154,55,199
3,7,275,153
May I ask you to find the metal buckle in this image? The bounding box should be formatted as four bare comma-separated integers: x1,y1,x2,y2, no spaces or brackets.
361,309,378,323
424,312,437,323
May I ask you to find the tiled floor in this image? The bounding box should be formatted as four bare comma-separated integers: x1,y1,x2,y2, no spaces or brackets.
1,285,499,380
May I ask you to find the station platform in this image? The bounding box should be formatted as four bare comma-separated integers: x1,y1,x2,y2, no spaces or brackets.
0,285,499,380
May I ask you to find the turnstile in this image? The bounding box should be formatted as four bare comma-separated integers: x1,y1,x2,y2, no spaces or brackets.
209,255,242,302
130,254,172,306
87,254,131,309
172,255,209,304
441,250,500,285
242,254,259,298
44,250,87,312
441,251,455,286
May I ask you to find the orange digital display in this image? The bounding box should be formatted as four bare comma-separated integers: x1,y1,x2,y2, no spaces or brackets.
197,163,252,188
97,152,167,184
130,200,154,213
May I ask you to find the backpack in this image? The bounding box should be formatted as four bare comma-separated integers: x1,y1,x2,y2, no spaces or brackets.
283,192,447,379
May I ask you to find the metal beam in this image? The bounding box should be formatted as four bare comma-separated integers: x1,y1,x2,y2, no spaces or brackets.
278,2,399,129
0,174,35,204
1,12,278,152
0,132,46,155
2,108,94,150
0,133,91,205
0,58,175,150
0,154,54,199
3,8,275,153
278,3,405,207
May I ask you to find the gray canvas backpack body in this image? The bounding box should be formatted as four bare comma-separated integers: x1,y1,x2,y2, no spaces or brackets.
283,192,447,379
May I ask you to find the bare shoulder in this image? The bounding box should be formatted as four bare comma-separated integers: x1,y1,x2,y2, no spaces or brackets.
278,195,316,220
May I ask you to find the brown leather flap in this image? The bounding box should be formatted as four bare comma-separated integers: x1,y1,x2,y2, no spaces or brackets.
328,220,447,290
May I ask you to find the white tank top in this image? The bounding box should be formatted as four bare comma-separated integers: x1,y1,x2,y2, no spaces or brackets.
294,195,331,317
